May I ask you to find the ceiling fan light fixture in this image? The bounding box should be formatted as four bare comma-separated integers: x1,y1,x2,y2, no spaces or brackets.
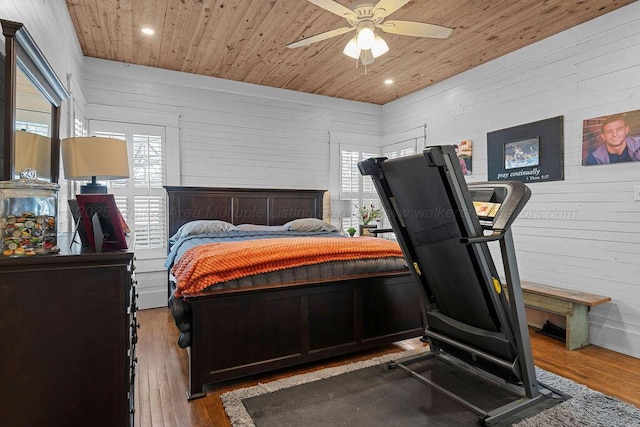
371,35,389,58
287,0,454,72
356,22,375,50
343,36,361,59
360,49,375,66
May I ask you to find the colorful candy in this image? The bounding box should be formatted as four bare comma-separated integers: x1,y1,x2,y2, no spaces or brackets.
1,212,59,256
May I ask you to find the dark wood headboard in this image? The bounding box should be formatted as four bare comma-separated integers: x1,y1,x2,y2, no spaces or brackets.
164,186,326,238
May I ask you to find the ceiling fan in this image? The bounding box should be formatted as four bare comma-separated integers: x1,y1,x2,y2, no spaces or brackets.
287,0,453,66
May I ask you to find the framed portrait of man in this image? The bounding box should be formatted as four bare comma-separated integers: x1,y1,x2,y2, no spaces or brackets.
582,110,640,166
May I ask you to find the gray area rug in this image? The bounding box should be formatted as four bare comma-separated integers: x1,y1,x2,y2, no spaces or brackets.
221,349,640,427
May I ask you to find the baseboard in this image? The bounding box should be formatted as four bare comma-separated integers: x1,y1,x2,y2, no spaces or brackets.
590,322,640,359
137,288,168,309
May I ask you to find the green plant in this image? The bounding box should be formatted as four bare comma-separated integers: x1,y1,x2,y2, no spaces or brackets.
346,227,357,237
355,204,382,225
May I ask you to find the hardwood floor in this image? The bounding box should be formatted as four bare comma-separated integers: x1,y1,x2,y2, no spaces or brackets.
135,307,640,426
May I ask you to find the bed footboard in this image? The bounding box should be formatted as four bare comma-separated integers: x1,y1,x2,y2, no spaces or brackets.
184,272,423,399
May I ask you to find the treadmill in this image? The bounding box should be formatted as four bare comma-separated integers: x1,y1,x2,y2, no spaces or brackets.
359,145,564,426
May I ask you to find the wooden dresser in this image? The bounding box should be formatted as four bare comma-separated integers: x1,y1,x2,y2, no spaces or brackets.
0,234,137,426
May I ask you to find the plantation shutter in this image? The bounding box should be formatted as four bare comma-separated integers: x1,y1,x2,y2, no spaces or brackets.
339,145,380,232
132,133,165,250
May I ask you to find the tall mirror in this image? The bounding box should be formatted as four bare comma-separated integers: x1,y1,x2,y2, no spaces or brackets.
15,67,52,179
1,19,69,182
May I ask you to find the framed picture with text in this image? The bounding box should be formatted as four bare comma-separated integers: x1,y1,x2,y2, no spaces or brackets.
487,116,564,183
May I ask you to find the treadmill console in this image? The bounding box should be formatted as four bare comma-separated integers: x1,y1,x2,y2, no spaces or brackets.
468,182,531,231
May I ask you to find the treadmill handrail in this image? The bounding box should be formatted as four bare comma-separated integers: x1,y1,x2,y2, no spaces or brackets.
467,182,531,232
461,230,506,244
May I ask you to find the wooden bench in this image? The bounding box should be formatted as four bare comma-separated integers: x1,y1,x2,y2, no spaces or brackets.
519,281,611,350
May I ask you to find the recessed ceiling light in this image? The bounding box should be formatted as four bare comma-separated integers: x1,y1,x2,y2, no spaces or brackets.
384,79,394,85
141,27,155,36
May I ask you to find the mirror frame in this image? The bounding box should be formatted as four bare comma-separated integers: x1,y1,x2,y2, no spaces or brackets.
2,19,69,182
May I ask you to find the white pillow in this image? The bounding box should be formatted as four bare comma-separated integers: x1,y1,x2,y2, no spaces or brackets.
283,218,338,233
171,220,236,241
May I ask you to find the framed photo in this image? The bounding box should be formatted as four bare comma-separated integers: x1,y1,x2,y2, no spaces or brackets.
359,224,377,236
504,137,540,170
487,116,564,183
68,199,90,247
456,140,473,175
76,194,128,252
582,109,640,166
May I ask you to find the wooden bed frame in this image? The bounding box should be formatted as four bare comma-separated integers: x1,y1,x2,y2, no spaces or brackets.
165,186,424,399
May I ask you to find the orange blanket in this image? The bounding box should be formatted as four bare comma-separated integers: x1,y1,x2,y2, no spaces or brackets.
172,236,404,297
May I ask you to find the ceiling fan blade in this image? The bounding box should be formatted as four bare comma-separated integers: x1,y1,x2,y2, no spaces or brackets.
372,0,410,18
378,20,453,39
287,26,355,49
307,0,357,19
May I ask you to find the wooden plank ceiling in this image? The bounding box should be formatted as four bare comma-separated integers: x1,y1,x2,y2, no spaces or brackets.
65,0,636,105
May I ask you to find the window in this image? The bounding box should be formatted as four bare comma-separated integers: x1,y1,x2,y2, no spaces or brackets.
383,139,417,159
131,133,165,251
89,121,166,257
15,120,48,136
73,109,88,138
339,145,380,233
335,139,417,235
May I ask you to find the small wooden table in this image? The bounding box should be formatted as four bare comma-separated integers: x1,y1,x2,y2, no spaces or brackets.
519,281,611,350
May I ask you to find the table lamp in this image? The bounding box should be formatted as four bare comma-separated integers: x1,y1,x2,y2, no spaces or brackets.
61,136,130,193
332,199,353,232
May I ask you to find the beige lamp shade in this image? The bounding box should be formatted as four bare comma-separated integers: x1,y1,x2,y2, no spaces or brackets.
331,199,352,218
15,130,51,178
61,136,130,180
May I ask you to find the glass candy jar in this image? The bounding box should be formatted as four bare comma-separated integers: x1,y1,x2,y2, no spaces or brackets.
0,169,60,256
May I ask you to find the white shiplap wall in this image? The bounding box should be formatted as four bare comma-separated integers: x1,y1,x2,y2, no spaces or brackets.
82,59,382,189
383,2,640,357
82,58,383,308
